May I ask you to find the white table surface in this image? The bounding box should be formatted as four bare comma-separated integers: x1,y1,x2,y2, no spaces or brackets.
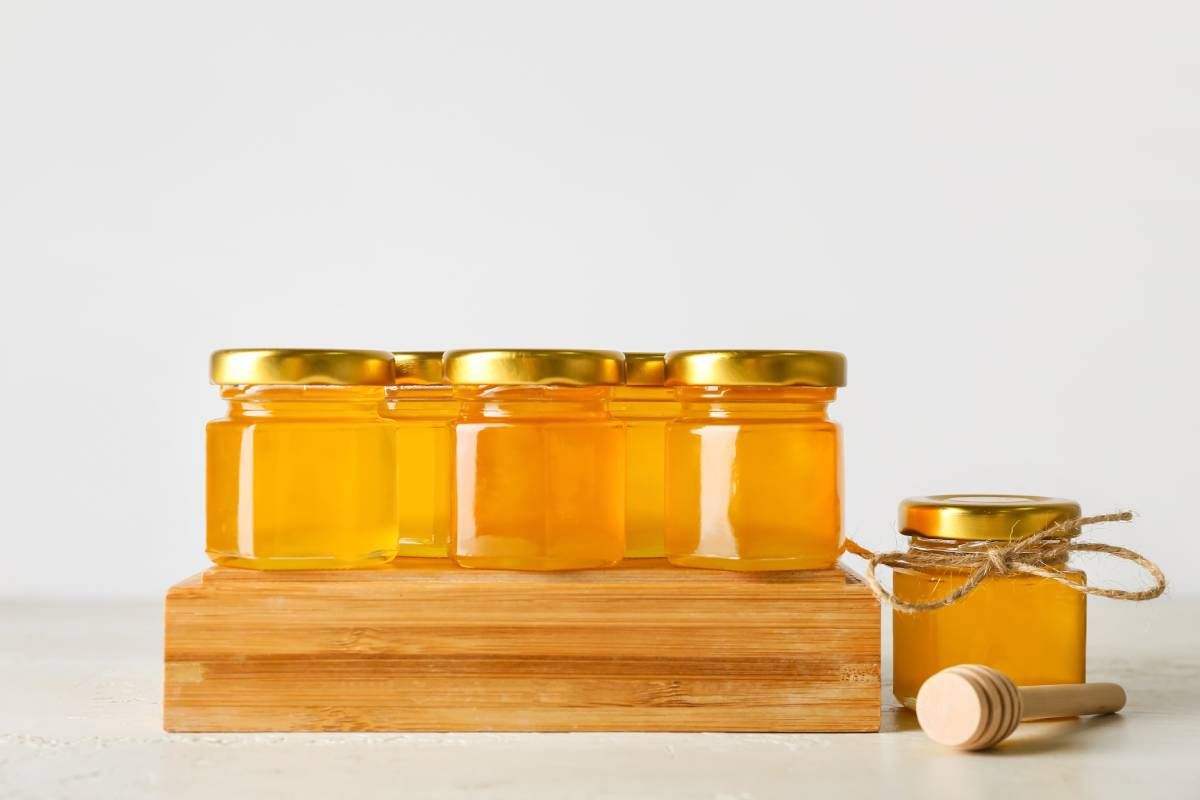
1,594,1197,799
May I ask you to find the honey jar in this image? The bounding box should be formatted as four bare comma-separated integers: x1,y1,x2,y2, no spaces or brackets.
206,349,399,569
610,353,677,558
445,349,625,570
663,350,846,571
380,352,455,557
891,495,1087,708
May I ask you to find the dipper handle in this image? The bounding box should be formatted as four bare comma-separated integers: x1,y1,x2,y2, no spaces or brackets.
1019,681,1126,721
916,664,1126,750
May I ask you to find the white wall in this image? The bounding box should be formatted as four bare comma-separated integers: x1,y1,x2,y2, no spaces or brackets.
2,1,1196,597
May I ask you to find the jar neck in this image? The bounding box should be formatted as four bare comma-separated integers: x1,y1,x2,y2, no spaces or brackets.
220,384,386,418
454,385,612,420
676,385,836,419
906,534,1071,567
385,385,453,400
610,385,677,420
382,385,457,419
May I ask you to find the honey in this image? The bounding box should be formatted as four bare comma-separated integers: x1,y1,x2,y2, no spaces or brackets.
381,352,455,557
664,350,846,571
445,349,625,571
206,349,399,569
610,353,677,558
891,495,1087,708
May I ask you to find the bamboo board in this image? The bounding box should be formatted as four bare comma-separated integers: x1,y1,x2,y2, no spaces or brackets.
163,558,880,732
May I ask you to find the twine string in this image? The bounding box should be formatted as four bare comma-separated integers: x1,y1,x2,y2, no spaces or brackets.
844,511,1166,614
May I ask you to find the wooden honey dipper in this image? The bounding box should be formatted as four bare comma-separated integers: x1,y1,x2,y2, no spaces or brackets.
915,664,1127,750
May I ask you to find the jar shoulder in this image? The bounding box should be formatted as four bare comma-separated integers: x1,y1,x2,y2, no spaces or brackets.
893,562,1086,581
668,416,840,429
454,418,624,429
207,415,398,429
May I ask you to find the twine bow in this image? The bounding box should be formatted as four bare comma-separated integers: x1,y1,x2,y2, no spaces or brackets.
844,511,1167,614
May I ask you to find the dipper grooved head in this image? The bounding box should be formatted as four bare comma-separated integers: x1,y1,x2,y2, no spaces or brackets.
916,664,1023,750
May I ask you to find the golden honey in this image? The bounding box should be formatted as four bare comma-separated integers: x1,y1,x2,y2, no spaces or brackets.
610,353,677,558
664,350,846,571
891,495,1087,708
446,349,625,571
381,352,455,557
206,349,399,569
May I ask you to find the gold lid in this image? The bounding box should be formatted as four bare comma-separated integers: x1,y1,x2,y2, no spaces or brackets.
664,350,847,387
392,351,445,385
444,349,624,386
624,352,665,386
900,494,1082,542
210,349,395,386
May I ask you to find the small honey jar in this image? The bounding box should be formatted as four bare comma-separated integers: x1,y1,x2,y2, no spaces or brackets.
891,495,1087,708
206,349,399,569
663,350,846,571
610,353,677,558
380,352,456,557
445,349,626,571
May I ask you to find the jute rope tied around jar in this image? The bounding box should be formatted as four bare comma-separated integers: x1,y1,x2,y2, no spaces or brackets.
844,512,1167,614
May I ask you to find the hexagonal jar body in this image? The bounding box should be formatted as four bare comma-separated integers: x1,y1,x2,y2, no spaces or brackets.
610,353,677,558
206,349,399,569
891,495,1087,708
380,352,456,557
664,350,846,572
446,350,626,571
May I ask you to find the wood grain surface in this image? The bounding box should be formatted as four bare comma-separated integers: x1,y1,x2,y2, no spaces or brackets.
164,558,880,733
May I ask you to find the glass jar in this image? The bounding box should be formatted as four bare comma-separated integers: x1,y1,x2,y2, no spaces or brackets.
664,350,846,571
446,349,625,571
206,349,399,569
610,353,677,558
891,495,1087,708
380,352,455,557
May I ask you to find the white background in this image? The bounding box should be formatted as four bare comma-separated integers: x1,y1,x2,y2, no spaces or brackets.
2,1,1197,597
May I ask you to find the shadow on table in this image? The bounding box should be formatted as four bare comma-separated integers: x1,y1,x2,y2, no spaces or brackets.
991,713,1127,755
880,703,920,733
881,701,1128,754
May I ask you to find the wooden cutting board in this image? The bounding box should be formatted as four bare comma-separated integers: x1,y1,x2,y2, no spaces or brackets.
163,558,880,732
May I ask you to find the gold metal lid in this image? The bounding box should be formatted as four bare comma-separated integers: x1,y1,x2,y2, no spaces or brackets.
624,352,665,386
392,351,445,385
210,349,395,386
664,350,847,387
900,494,1082,542
444,349,624,386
